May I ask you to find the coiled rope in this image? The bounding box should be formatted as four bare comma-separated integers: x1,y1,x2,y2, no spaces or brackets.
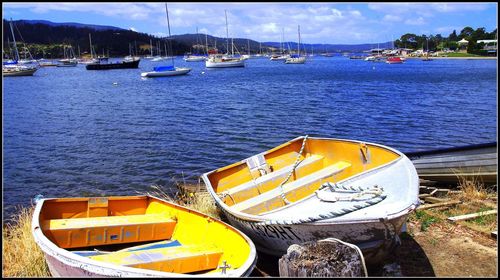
277,135,308,205
254,183,386,226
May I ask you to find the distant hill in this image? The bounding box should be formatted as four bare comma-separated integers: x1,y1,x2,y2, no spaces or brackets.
19,19,125,31
262,41,394,53
3,19,393,58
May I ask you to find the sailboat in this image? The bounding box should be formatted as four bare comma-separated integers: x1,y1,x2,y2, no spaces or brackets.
270,28,290,61
3,19,39,76
205,10,245,68
79,34,100,65
422,37,433,61
141,3,191,77
285,25,306,64
57,45,78,67
184,27,207,62
241,39,251,60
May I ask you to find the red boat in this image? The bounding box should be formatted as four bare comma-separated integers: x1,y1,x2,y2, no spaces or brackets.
386,57,404,64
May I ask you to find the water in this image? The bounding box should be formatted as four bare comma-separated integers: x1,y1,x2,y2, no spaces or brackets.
3,56,497,219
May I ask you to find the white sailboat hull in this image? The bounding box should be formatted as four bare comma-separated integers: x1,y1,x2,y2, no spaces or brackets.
184,56,206,62
206,59,245,68
3,66,38,76
285,57,306,64
141,67,191,77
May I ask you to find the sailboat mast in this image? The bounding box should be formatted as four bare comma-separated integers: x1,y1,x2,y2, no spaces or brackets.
297,25,300,55
205,33,208,56
9,19,20,61
150,39,153,57
247,39,250,55
89,33,93,59
165,3,174,66
225,10,229,55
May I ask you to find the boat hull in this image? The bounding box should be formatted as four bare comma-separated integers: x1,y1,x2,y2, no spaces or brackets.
184,56,206,62
206,59,245,68
202,136,420,264
285,57,306,64
3,67,38,76
220,209,409,264
32,195,257,277
141,67,191,77
406,142,497,184
86,59,140,70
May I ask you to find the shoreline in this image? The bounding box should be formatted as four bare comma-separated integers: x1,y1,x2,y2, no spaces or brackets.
404,56,497,60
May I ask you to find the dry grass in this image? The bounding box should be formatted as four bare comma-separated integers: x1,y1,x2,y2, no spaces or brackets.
143,182,222,220
2,205,51,277
415,174,497,235
453,172,492,202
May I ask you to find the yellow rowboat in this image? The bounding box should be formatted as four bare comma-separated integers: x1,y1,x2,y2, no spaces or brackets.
32,195,257,277
201,136,420,264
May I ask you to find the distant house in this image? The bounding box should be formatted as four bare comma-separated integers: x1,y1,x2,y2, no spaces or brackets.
477,39,497,55
457,38,469,51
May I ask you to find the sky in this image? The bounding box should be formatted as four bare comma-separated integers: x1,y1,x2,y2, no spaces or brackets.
2,2,498,44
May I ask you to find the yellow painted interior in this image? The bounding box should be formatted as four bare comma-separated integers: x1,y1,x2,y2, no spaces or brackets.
39,196,252,274
207,137,400,215
90,244,223,273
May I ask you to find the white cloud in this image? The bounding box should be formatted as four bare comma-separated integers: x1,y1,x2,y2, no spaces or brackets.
383,14,402,22
405,17,426,26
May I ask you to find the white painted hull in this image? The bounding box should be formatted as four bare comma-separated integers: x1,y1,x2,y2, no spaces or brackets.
206,59,245,68
184,56,206,62
202,137,420,265
3,67,38,76
270,56,289,61
285,57,306,64
141,67,191,77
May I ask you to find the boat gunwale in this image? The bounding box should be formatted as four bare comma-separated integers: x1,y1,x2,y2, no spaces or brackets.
201,136,418,224
32,195,257,277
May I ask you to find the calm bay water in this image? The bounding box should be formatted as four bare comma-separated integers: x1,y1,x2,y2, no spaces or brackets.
3,56,497,219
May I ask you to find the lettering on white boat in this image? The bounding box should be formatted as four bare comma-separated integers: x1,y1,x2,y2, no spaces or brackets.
249,223,301,241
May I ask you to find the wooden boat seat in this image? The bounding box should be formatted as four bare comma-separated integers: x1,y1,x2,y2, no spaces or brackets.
230,161,352,214
43,214,177,249
89,243,224,274
222,154,324,204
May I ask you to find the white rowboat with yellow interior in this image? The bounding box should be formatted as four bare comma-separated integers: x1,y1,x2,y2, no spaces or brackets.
32,195,257,277
202,136,419,264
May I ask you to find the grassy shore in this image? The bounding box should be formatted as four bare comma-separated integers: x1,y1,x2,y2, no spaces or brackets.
2,178,496,277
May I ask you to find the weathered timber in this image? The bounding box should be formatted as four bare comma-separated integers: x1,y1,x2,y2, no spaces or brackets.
278,238,367,277
417,200,461,210
434,189,450,197
419,194,432,198
447,209,497,222
424,196,449,204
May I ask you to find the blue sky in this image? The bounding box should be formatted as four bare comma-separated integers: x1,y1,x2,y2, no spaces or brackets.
2,2,498,44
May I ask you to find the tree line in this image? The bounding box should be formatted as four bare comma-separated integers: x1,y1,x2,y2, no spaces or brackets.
395,26,497,55
3,19,191,59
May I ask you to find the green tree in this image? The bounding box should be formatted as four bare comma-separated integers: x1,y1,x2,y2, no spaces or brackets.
459,27,474,39
448,30,458,41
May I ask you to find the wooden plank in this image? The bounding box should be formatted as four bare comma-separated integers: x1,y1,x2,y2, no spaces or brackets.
424,196,448,204
419,194,432,198
434,189,450,197
417,200,461,210
447,209,497,222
